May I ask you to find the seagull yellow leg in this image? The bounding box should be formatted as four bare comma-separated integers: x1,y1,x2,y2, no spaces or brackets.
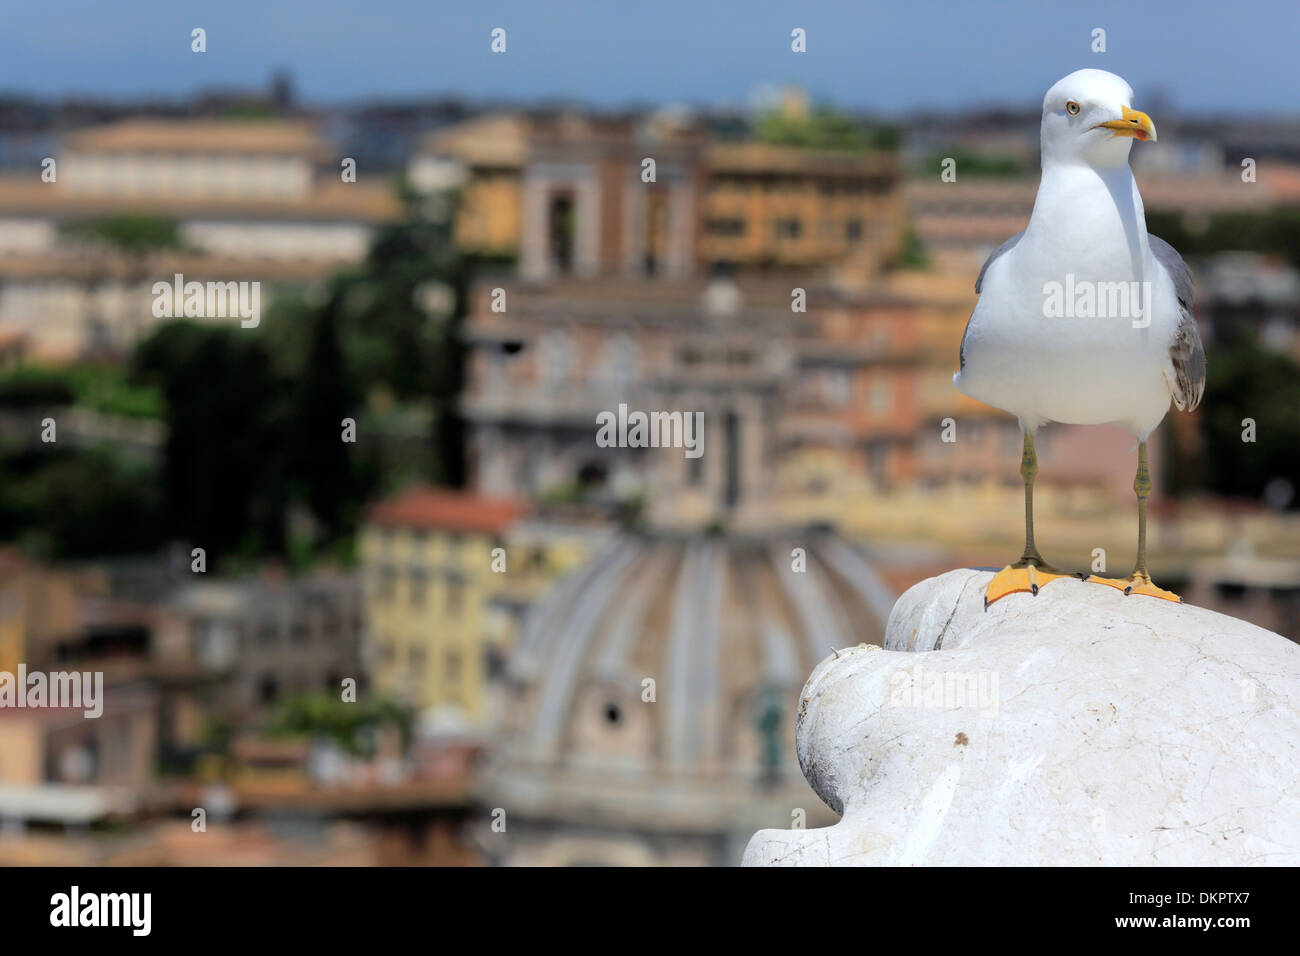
985,429,1070,607
1087,440,1182,602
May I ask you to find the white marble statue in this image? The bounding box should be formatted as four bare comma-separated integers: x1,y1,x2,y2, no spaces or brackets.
744,570,1300,866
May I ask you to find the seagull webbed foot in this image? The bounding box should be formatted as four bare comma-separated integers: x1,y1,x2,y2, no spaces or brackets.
985,559,1070,608
1086,570,1182,603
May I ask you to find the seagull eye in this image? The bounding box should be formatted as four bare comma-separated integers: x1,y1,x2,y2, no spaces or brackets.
1066,101,1081,115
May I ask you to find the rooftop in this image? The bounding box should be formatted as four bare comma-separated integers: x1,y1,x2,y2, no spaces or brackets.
0,176,401,222
63,119,329,158
365,485,529,536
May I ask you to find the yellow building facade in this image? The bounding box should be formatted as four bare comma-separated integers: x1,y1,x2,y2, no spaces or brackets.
361,489,610,724
361,487,526,721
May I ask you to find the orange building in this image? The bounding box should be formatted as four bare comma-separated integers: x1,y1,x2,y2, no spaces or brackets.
412,106,901,280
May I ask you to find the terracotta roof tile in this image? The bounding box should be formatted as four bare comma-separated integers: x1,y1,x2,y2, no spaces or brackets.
366,485,528,535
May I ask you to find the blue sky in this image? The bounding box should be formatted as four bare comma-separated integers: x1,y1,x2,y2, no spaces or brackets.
2,0,1297,115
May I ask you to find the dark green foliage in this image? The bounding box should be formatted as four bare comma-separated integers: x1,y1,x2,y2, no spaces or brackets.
114,188,468,567
287,295,362,541
264,692,414,756
1198,331,1300,504
0,443,163,559
0,363,161,417
133,322,293,560
915,149,1027,178
0,370,75,408
327,189,468,487
756,106,898,152
60,215,183,256
1145,209,1300,270
897,226,929,269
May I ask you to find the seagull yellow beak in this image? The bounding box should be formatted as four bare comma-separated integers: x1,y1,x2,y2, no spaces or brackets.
1096,105,1157,142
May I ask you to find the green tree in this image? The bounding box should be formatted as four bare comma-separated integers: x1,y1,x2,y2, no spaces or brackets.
0,443,163,559
288,293,363,541
756,106,898,152
133,322,292,562
61,215,182,256
326,185,469,486
1145,209,1300,270
914,149,1027,178
264,692,414,756
1183,331,1300,505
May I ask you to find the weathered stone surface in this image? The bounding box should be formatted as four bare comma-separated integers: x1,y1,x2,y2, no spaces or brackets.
743,569,1300,866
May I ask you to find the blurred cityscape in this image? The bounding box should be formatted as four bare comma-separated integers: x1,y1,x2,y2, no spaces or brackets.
0,69,1298,866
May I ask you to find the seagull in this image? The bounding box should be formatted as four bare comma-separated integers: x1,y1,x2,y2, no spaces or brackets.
954,69,1206,607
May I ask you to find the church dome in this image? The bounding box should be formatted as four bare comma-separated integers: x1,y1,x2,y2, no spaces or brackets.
483,527,895,864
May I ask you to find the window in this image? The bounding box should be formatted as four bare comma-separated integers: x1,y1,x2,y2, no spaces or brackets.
547,191,575,273
445,650,462,683
706,217,746,237
773,218,803,240
410,569,429,608
256,618,278,646
258,674,279,705
846,219,863,242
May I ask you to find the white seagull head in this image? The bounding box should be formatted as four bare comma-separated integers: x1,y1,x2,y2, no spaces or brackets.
1040,69,1157,169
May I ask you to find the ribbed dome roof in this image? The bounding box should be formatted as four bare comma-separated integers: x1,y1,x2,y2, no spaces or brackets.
486,528,895,831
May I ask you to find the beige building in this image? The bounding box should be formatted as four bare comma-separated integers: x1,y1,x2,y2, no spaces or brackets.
0,118,400,359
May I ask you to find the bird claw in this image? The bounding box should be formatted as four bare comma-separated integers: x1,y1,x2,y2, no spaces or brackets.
984,563,1070,608
1085,573,1182,603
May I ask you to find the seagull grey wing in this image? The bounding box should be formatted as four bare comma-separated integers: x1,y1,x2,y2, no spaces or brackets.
974,229,1025,294
1150,233,1206,411
961,229,1024,370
